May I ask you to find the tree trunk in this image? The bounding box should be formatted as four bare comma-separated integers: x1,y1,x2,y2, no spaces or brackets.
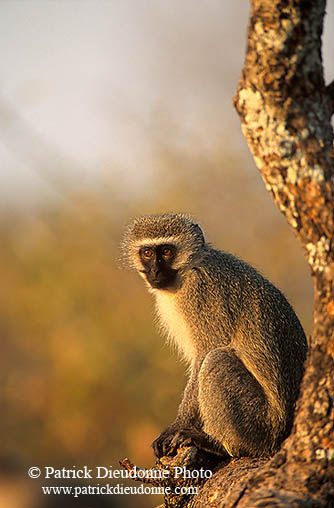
197,0,334,504
227,0,334,504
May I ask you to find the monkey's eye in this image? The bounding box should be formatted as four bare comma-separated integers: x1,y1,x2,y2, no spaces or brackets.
142,248,153,259
162,248,172,258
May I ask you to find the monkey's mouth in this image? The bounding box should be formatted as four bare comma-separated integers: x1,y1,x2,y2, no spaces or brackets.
146,270,178,290
148,277,168,289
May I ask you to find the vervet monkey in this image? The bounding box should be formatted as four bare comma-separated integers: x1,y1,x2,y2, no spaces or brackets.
122,213,307,458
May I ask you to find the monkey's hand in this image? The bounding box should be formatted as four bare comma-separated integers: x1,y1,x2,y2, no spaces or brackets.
152,427,220,458
152,425,179,458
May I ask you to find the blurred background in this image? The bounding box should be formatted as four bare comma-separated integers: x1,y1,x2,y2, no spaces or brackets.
0,1,333,507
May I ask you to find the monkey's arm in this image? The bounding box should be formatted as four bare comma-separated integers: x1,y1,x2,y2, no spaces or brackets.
152,363,225,458
152,367,199,457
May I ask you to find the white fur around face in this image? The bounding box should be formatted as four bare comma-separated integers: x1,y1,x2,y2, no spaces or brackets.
133,236,181,248
153,290,195,365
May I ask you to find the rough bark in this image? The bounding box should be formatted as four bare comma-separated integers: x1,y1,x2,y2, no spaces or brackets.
122,2,334,506
228,1,334,504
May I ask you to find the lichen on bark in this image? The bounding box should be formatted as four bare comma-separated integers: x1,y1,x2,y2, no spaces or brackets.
234,0,334,260
229,0,334,505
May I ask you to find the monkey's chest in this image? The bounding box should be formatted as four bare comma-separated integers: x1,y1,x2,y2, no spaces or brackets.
154,292,195,364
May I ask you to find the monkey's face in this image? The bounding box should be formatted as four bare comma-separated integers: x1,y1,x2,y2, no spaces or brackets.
121,214,206,282
138,244,179,290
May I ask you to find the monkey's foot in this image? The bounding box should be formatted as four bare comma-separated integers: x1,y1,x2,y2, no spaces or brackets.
169,429,225,457
153,428,224,459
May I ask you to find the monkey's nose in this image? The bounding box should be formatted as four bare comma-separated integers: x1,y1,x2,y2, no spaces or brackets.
152,266,162,277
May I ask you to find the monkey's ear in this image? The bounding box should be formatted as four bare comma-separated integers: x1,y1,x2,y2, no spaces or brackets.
117,249,130,271
118,241,136,271
118,222,144,272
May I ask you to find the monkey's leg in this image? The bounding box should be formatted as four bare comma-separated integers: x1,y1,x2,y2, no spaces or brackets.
198,348,273,457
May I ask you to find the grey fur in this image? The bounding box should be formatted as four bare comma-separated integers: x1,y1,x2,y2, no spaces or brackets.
122,213,307,458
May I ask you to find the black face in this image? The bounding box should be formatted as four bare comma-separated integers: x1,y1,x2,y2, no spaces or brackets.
139,244,178,289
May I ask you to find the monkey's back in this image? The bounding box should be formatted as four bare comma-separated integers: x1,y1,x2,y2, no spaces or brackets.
179,247,307,429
